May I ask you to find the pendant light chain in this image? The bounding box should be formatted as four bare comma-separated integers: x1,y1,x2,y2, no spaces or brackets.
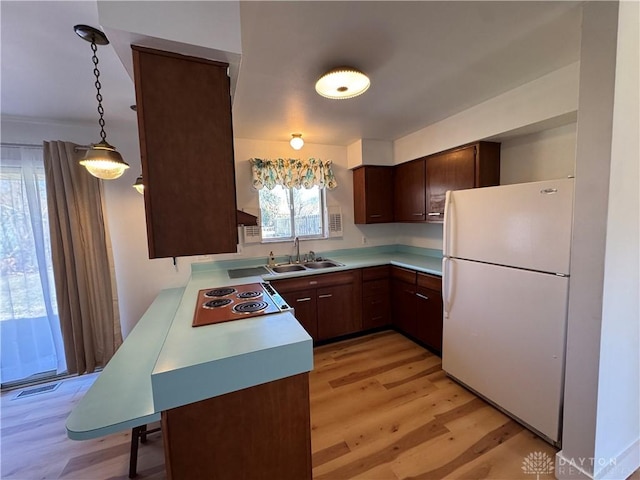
90,39,107,142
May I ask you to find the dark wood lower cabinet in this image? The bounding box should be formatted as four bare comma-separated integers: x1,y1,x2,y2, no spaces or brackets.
271,266,441,350
415,285,443,353
161,373,311,480
317,283,361,339
390,267,443,354
280,288,317,339
271,270,362,342
362,266,391,330
392,278,417,335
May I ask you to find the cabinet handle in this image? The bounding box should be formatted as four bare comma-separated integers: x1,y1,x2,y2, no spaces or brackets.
297,297,311,302
412,212,425,216
309,280,318,285
416,292,430,301
427,212,441,216
371,299,383,305
318,294,333,299
369,214,382,218
404,289,415,295
372,316,384,321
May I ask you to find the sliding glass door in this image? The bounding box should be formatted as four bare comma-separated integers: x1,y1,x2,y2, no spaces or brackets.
0,144,66,386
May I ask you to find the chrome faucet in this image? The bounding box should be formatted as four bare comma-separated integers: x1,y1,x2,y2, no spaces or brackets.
293,237,300,263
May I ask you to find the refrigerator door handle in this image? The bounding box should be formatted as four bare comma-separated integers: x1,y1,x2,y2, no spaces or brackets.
442,257,451,319
443,191,453,256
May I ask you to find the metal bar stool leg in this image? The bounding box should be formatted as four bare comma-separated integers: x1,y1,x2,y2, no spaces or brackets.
128,424,162,478
129,426,143,478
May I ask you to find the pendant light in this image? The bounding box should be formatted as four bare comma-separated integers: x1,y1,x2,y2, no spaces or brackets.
315,67,370,100
290,133,304,150
74,25,129,180
133,175,144,194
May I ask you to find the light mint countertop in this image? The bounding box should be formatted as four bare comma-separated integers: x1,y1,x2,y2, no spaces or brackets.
66,245,440,440
192,244,443,281
66,287,184,440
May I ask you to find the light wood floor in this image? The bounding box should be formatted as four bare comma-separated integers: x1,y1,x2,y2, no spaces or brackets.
1,330,637,479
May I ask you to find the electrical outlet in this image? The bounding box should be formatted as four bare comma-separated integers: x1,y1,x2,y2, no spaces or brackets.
236,244,243,254
361,236,367,245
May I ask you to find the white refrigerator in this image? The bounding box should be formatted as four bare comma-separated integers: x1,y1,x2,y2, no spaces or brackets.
441,178,574,445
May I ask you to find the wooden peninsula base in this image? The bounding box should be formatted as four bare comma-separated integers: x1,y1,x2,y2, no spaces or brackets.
161,373,312,479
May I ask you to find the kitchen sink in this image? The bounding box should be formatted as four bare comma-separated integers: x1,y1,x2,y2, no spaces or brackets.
303,260,344,269
270,264,307,273
266,258,344,275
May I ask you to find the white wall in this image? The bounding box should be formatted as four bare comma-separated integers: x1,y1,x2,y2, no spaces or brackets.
556,2,640,479
500,122,577,185
393,61,579,164
594,0,640,476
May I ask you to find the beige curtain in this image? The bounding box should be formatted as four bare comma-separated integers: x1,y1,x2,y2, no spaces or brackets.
43,141,122,375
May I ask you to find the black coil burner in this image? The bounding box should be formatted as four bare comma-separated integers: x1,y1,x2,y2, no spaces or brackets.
232,301,269,314
204,287,237,298
203,298,233,309
237,291,263,300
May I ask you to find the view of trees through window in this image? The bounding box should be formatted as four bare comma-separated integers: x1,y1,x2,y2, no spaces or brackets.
1,145,65,384
0,164,57,321
259,185,325,240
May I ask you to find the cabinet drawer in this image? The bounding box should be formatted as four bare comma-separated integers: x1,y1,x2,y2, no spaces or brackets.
271,270,359,293
363,296,390,329
363,278,390,297
362,265,390,281
417,272,441,292
391,266,417,284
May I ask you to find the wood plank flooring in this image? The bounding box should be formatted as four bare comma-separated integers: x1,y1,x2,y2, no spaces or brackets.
1,330,637,479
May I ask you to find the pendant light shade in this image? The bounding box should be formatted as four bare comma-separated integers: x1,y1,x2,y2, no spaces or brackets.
133,175,144,194
74,25,129,180
79,140,129,180
315,67,370,100
290,133,304,150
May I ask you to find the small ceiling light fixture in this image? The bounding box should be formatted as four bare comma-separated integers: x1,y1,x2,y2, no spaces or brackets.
133,175,144,194
290,133,304,150
74,24,129,180
315,66,370,100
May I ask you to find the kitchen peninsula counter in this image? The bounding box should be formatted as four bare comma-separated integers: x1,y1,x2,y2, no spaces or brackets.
67,245,440,437
66,245,440,477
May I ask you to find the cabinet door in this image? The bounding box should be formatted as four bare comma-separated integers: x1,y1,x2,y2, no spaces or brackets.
394,159,426,222
391,279,417,336
280,289,318,340
317,284,361,340
132,46,238,258
278,289,317,340
353,166,394,224
425,146,476,222
415,286,443,354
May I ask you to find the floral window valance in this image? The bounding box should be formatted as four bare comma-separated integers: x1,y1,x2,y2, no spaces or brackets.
249,158,338,190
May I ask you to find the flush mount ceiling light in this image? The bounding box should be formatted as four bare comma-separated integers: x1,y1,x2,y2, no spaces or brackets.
133,175,144,194
315,67,370,100
74,24,129,180
290,133,304,150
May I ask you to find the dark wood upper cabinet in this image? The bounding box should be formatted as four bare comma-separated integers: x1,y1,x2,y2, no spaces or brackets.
425,142,500,222
132,46,238,258
394,158,426,222
353,166,394,224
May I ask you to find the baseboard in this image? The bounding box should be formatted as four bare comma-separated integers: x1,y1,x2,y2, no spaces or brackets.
556,438,640,480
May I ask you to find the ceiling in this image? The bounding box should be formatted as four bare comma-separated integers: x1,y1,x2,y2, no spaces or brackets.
1,1,582,147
